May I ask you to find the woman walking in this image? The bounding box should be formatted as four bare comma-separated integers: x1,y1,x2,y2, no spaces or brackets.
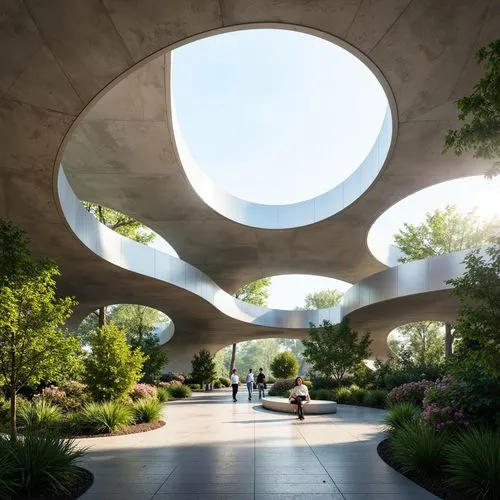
289,376,310,420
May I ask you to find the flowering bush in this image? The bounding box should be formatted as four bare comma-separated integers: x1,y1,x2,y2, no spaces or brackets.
34,386,67,407
130,384,158,401
60,381,87,399
159,372,185,383
388,380,431,407
421,376,469,431
158,380,182,389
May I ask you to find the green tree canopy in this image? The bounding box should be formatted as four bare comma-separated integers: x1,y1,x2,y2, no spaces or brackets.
303,319,371,381
394,205,498,263
0,220,81,440
443,39,500,178
235,338,280,374
84,322,146,401
233,278,271,306
300,289,343,310
389,322,445,367
270,351,299,379
190,349,217,387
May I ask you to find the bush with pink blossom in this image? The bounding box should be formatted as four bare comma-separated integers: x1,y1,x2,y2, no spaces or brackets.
388,380,431,407
130,383,158,401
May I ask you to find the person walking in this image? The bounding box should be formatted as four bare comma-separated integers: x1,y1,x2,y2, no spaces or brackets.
231,368,239,402
246,369,254,401
289,376,310,420
256,368,266,399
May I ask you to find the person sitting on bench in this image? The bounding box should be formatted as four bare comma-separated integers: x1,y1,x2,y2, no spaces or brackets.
289,376,310,420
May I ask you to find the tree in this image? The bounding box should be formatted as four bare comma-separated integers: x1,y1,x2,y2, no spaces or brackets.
82,202,156,326
230,278,272,375
303,319,371,381
270,352,299,379
394,322,445,367
300,289,343,310
84,323,145,401
394,205,499,355
443,39,500,178
190,349,217,389
236,338,280,374
111,305,169,383
447,244,500,378
0,220,81,440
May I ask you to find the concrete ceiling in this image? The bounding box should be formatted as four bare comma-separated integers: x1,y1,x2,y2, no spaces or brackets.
0,0,497,369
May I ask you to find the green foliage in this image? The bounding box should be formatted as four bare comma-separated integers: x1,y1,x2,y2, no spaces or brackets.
0,438,19,497
156,387,170,403
76,401,134,434
351,362,375,388
18,400,62,430
219,377,231,387
2,429,85,497
314,388,334,401
349,387,367,404
188,384,201,391
391,420,449,476
303,319,371,381
168,385,192,398
235,338,280,375
300,289,343,310
394,205,498,263
0,219,81,440
213,380,222,389
310,375,352,390
233,278,271,306
363,390,387,408
334,387,351,403
270,352,299,379
190,349,217,387
82,202,156,244
84,323,146,401
384,403,420,434
266,376,275,384
133,398,162,423
268,379,295,397
445,428,500,499
443,39,500,178
447,244,500,378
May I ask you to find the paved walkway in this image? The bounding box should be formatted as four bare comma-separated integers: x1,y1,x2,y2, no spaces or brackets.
79,391,437,499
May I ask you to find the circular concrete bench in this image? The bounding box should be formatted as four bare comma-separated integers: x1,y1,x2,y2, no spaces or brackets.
262,396,337,414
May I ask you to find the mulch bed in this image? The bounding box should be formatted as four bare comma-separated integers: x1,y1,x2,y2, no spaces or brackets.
69,420,165,439
377,438,469,499
21,466,93,499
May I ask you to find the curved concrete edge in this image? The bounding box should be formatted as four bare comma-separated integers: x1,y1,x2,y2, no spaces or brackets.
168,48,395,230
262,396,338,414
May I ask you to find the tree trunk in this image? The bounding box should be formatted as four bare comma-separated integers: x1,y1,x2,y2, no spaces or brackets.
98,306,106,328
445,322,454,357
229,343,237,376
10,383,17,441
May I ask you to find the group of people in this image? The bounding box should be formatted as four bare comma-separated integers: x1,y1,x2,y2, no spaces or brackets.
230,368,311,420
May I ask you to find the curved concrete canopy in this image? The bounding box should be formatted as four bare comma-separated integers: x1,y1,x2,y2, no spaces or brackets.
1,0,498,370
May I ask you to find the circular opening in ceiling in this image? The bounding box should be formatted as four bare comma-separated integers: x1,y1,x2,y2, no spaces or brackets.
172,28,392,220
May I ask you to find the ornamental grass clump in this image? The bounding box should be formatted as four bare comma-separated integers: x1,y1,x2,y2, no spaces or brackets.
384,402,420,434
76,401,134,434
219,377,231,387
388,380,431,407
445,427,500,499
133,398,162,423
18,400,62,430
391,420,449,476
168,384,192,399
157,387,170,403
0,438,19,498
363,389,388,408
349,387,367,404
334,387,351,403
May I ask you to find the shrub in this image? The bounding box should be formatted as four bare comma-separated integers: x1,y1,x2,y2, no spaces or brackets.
314,388,334,401
363,390,387,408
310,375,351,390
59,381,90,410
384,402,420,433
349,388,367,404
33,386,67,407
130,383,158,401
445,428,500,499
270,352,299,379
391,420,449,476
303,380,312,390
133,399,162,423
188,384,201,391
268,379,295,397
18,400,62,430
169,385,192,398
388,380,431,407
382,365,442,391
219,377,231,387
5,429,85,497
213,380,222,389
266,376,275,384
84,323,146,401
160,372,185,383
76,401,134,434
157,387,170,403
334,387,351,403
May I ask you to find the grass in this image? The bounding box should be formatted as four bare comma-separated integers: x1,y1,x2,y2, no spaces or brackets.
363,390,387,408
169,385,192,398
75,401,134,434
133,399,162,423
156,387,170,403
349,388,367,404
445,427,500,499
334,387,351,403
391,420,449,476
0,438,19,498
18,400,62,430
384,402,420,434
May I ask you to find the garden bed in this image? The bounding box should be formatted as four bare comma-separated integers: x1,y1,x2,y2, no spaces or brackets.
69,420,165,439
377,439,468,500
21,466,93,499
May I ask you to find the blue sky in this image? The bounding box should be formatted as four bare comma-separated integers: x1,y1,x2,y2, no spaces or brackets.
151,29,500,310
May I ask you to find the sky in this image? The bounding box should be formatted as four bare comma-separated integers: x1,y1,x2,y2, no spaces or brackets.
150,28,499,311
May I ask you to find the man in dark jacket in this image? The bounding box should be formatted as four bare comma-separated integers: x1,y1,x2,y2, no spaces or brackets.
256,368,266,399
